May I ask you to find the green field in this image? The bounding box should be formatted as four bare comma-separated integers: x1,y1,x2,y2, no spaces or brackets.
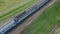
0,0,38,21
53,23,60,34
0,0,31,16
21,0,60,34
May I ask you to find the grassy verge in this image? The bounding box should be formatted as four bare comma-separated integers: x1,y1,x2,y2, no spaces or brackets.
0,0,38,21
0,0,32,16
21,0,60,34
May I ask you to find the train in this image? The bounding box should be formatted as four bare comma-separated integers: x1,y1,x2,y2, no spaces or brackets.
0,0,51,34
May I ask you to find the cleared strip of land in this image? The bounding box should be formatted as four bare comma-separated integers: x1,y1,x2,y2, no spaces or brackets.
21,0,60,34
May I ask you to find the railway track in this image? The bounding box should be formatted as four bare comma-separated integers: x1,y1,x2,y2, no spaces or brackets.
4,0,54,34
0,0,38,34
0,0,56,34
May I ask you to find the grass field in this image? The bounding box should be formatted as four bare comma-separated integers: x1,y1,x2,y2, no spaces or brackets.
21,0,60,34
0,0,38,21
0,0,31,16
53,23,60,34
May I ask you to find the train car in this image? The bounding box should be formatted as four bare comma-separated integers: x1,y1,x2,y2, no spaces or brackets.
0,0,51,34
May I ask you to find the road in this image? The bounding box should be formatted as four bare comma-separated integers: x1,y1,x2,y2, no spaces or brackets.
5,0,56,34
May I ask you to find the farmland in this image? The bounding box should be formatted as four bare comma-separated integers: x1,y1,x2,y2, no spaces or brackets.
21,0,60,34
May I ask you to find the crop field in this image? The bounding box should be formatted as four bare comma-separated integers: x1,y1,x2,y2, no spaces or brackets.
21,0,60,34
0,0,38,21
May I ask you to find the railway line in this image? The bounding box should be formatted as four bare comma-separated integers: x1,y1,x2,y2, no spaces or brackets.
0,0,39,34
0,0,43,34
0,0,57,34
4,1,54,34
21,0,59,34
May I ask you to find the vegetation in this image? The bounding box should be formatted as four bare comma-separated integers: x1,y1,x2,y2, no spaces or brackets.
0,0,38,21
21,0,60,34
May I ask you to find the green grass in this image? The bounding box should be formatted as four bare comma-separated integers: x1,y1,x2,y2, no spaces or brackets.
0,0,31,15
53,23,60,34
21,0,60,34
0,0,38,21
